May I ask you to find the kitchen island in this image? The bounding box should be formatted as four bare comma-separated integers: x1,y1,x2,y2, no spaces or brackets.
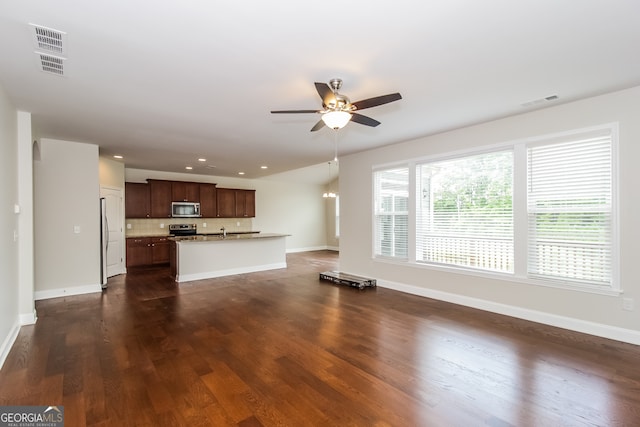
170,233,289,283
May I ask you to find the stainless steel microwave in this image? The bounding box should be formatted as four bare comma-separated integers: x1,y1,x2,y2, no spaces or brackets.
171,201,201,218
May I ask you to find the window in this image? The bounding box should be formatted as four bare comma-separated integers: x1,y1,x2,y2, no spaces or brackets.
527,132,613,286
416,151,513,272
372,124,617,292
374,167,409,259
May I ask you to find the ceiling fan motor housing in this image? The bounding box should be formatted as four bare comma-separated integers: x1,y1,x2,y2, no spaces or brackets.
328,93,351,111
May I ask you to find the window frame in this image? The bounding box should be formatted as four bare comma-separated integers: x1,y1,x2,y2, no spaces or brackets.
371,123,620,295
372,166,410,260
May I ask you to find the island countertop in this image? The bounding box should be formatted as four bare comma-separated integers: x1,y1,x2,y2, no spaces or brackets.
169,232,288,242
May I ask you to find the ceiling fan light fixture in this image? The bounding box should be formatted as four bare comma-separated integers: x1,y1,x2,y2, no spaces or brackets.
321,111,352,129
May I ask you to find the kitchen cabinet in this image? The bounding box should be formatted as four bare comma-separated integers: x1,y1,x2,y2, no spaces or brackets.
172,181,200,202
126,237,152,267
148,180,172,218
126,236,170,267
216,188,237,217
151,236,170,264
199,183,217,217
235,189,256,218
125,182,150,218
125,179,254,219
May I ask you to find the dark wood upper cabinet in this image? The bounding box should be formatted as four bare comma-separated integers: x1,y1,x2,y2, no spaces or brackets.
148,180,172,218
236,189,256,218
216,188,237,217
125,180,253,219
172,181,200,202
199,183,217,218
125,182,150,218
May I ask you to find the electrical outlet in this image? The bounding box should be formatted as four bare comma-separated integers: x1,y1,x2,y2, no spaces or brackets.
127,223,132,229
202,222,207,228
623,298,634,311
73,225,81,234
236,221,240,226
160,223,164,228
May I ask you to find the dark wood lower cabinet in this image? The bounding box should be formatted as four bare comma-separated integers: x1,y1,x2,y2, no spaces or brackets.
126,237,170,267
150,237,169,264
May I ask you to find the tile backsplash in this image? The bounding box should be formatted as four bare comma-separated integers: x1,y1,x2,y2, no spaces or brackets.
125,217,253,237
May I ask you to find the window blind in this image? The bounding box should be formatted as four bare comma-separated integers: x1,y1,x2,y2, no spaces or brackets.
527,134,612,286
374,168,409,259
416,151,513,272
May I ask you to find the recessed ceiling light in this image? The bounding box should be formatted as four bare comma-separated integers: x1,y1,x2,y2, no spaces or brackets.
261,166,268,169
113,155,123,159
185,166,193,170
198,158,206,162
238,172,245,175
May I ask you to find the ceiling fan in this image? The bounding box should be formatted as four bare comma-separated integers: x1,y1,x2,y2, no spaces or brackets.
271,78,402,132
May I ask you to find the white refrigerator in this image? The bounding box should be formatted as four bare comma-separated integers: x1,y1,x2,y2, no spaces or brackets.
100,197,108,289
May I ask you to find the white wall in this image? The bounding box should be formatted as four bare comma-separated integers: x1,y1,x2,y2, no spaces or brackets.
340,86,640,344
125,168,328,252
0,85,20,368
99,157,125,189
17,112,35,324
34,139,101,299
324,177,339,250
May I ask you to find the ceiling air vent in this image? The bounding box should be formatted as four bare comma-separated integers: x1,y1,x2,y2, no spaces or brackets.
37,53,65,76
521,94,559,108
29,24,67,76
30,24,66,55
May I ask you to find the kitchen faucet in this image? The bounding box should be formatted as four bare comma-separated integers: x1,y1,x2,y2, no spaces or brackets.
220,226,226,238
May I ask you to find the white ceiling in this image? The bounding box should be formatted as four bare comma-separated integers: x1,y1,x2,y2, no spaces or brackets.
1,1,639,184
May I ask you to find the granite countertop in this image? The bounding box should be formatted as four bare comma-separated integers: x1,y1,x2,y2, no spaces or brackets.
126,231,260,238
169,233,289,242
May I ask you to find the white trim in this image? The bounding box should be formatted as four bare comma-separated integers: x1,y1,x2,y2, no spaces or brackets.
377,278,640,346
287,245,331,253
0,320,20,370
34,284,102,301
177,262,287,283
20,309,37,325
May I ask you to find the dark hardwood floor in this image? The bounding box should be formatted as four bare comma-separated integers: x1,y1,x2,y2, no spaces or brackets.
1,250,640,426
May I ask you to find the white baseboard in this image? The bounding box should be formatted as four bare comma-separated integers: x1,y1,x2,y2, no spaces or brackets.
0,320,20,371
34,283,103,301
287,245,338,253
177,262,287,283
287,245,326,253
378,278,640,346
20,309,37,325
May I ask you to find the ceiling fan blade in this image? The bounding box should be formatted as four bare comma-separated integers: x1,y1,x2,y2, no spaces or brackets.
350,113,381,127
271,109,319,114
310,119,326,132
351,93,402,110
314,82,335,108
